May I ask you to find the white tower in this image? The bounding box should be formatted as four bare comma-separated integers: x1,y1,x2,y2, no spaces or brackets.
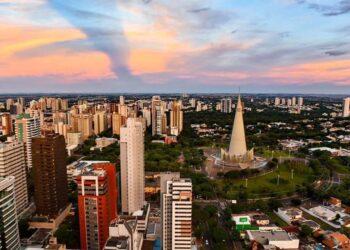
343,97,350,118
120,118,145,214
228,95,247,158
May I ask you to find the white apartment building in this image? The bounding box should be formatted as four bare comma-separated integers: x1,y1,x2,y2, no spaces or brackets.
343,97,350,117
0,176,21,249
120,118,145,214
162,178,192,250
221,98,232,113
15,114,40,169
0,138,28,213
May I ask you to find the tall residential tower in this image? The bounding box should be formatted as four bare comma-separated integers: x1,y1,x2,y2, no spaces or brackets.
120,118,145,214
161,177,192,250
32,133,68,218
0,138,28,213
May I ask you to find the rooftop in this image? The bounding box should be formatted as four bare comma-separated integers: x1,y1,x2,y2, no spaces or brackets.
248,230,298,243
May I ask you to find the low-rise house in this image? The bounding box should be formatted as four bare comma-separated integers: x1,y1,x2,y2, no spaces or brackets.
246,229,299,250
329,197,342,208
309,206,337,221
276,208,303,225
322,233,350,249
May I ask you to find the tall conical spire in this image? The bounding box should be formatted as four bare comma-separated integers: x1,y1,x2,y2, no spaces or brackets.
228,94,247,158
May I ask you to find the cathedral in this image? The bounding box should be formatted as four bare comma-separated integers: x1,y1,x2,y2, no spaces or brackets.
221,95,254,163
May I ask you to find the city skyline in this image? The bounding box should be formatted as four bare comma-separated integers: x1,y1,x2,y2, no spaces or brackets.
0,0,350,94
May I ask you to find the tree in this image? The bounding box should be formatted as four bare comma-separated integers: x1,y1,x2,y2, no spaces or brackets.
291,198,302,206
268,199,283,211
212,227,228,243
18,219,35,238
54,224,71,244
300,225,313,237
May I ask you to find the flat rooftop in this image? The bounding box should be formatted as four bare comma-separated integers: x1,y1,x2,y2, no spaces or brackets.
248,230,297,243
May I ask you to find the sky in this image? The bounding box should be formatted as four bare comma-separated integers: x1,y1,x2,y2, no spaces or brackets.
0,0,350,94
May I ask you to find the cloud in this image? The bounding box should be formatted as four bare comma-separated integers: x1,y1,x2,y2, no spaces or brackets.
325,50,348,56
47,0,142,85
308,0,350,16
263,59,350,84
278,32,290,38
188,7,210,13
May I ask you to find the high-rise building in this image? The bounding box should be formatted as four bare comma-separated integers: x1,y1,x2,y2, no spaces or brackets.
6,98,14,111
221,98,232,113
196,101,202,112
119,104,128,117
274,97,280,106
298,97,303,107
170,100,183,136
0,176,21,249
291,96,296,106
32,133,68,218
77,163,117,250
161,177,192,250
72,114,93,140
281,98,286,106
0,138,28,213
189,98,196,108
120,118,145,214
1,112,13,135
343,97,350,118
142,107,151,127
120,96,125,105
112,112,126,135
151,96,167,136
15,113,40,169
93,111,107,135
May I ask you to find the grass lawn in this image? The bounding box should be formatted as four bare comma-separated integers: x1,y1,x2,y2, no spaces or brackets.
220,163,313,199
261,149,291,158
265,211,289,227
302,209,336,231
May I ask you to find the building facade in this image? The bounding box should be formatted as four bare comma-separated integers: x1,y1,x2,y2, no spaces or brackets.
1,113,13,136
161,178,192,250
32,133,68,218
15,113,40,169
343,97,350,118
151,96,166,136
78,163,117,250
170,100,183,136
0,176,21,250
221,98,232,113
120,118,145,214
0,138,28,213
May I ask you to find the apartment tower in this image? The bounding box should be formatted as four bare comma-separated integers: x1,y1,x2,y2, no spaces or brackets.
151,96,166,136
0,176,21,249
221,98,232,113
77,163,117,250
343,97,350,118
170,100,183,136
32,133,68,218
1,113,13,135
120,118,145,214
161,177,192,250
15,113,40,169
0,138,28,213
